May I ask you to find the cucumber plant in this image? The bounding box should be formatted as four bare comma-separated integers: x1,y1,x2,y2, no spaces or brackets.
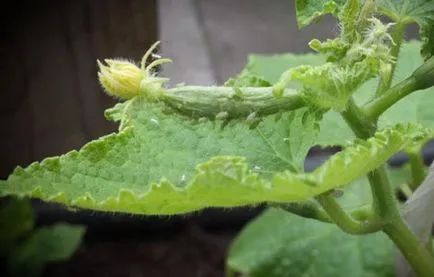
1,0,434,276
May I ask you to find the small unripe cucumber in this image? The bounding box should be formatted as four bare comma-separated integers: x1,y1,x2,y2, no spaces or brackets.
161,86,304,121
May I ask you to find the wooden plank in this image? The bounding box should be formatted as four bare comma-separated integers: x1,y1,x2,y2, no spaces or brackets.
88,0,158,124
158,0,216,85
0,100,33,178
23,3,86,160
0,14,32,178
60,0,117,139
131,0,159,48
0,0,158,171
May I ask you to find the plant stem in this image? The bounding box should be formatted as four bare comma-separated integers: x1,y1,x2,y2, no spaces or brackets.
316,193,382,234
365,56,434,120
407,147,427,191
349,204,374,221
341,99,399,219
276,201,373,224
375,21,406,95
365,76,419,120
342,98,376,139
276,201,332,223
384,221,434,277
366,166,400,220
341,99,434,275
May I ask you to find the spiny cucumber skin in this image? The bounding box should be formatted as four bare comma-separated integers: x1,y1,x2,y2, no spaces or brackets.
160,86,304,121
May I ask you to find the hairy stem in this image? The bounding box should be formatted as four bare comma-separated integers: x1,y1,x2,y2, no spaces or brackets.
341,98,434,275
276,201,373,224
365,76,419,120
375,21,406,95
276,201,332,223
366,166,400,220
342,97,376,139
365,56,434,119
315,193,382,234
384,221,434,277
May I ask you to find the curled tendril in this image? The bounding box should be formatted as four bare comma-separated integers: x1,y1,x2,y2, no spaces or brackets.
97,41,172,100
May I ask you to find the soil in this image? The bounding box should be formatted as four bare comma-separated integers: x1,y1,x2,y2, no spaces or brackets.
44,221,240,277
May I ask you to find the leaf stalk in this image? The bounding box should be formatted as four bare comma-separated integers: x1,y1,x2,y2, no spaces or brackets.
341,98,434,276
315,193,382,234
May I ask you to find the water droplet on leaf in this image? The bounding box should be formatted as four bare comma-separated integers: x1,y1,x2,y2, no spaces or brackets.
253,165,261,172
149,118,159,126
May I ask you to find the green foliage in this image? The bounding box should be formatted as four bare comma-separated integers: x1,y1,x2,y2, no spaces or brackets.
0,199,85,277
2,0,434,275
0,198,33,254
228,206,394,277
295,0,346,27
279,11,396,111
420,20,434,60
1,102,319,214
238,41,434,147
227,167,416,276
0,113,430,214
377,0,434,24
288,61,376,111
297,0,434,60
377,0,434,60
224,73,271,88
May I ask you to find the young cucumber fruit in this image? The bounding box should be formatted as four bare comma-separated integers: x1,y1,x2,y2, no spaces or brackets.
161,86,304,121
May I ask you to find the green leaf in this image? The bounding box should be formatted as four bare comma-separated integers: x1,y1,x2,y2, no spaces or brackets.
237,41,434,147
238,53,327,85
295,0,346,28
8,223,85,277
288,61,376,111
0,198,34,254
420,19,434,60
32,224,85,262
309,38,350,62
227,207,394,277
0,101,320,214
224,73,271,88
377,0,434,60
377,0,434,23
281,16,396,112
0,100,429,216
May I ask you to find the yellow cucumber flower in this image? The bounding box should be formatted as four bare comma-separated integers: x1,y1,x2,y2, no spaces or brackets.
97,41,171,100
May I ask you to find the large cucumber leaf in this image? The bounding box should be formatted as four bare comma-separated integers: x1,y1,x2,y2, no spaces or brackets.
237,41,434,147
228,178,395,277
295,0,346,28
296,0,434,59
227,166,414,277
228,209,392,277
377,0,434,60
0,199,85,277
420,20,434,60
0,90,430,214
